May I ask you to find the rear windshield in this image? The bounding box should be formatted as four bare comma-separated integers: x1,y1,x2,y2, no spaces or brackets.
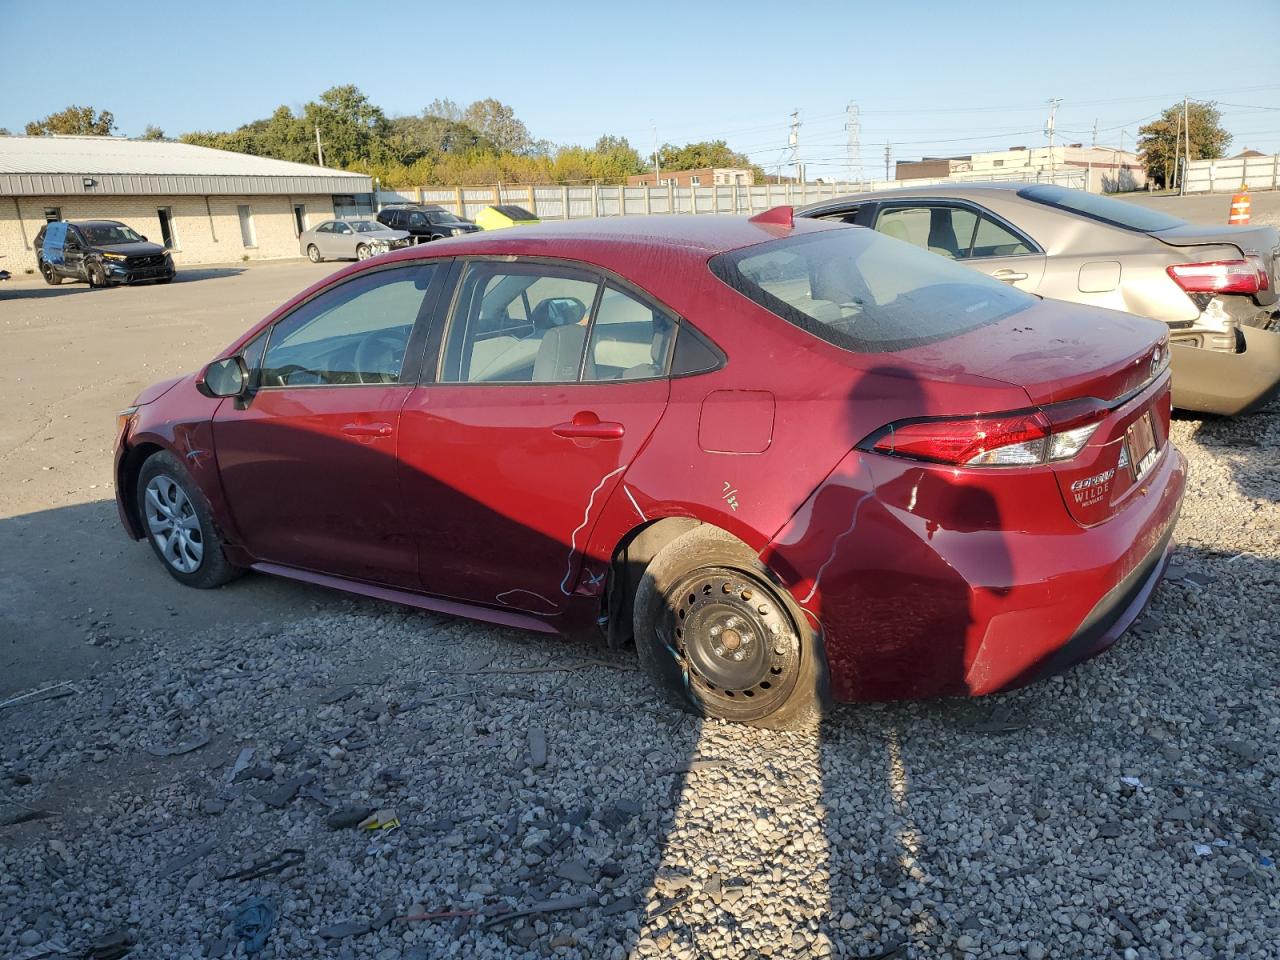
709,226,1033,353
1017,185,1184,233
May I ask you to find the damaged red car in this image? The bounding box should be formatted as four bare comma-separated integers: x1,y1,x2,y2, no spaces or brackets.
115,209,1186,728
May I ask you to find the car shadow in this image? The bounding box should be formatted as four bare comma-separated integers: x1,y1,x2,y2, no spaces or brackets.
0,267,248,300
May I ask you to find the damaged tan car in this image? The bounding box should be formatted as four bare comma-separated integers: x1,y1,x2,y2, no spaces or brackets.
801,183,1280,416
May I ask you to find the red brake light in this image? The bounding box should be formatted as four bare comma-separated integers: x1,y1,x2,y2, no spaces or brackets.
1166,260,1260,296
867,399,1109,467
1247,253,1271,291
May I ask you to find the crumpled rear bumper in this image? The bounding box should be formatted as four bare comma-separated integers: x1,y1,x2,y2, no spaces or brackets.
1171,325,1280,415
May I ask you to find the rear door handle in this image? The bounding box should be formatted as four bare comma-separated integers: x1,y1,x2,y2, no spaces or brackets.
341,422,393,438
992,269,1028,283
552,412,625,440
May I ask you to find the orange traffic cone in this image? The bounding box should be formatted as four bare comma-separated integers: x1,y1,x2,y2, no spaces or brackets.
1228,186,1251,225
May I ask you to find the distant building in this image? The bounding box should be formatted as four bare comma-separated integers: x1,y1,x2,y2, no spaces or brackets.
896,144,1146,192
628,167,754,188
0,135,373,267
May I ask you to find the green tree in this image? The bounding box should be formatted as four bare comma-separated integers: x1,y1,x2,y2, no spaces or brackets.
0,128,10,136
140,125,166,141
462,98,534,154
656,139,765,182
1138,102,1231,189
26,105,116,136
304,85,392,168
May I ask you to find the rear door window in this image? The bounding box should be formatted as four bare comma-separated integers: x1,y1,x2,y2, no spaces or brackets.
709,227,1033,353
970,216,1034,258
875,205,979,259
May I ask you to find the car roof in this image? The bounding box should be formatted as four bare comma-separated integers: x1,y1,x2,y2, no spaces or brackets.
798,181,1035,212
62,219,128,228
392,213,841,259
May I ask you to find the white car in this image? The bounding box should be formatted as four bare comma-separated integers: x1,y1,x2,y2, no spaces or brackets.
299,218,411,263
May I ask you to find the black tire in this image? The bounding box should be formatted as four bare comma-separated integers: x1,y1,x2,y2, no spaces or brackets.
307,244,322,263
136,451,242,589
355,243,371,261
87,262,107,288
633,526,825,730
41,263,62,285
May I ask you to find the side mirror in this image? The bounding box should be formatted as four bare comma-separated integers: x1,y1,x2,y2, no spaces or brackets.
140,235,149,242
198,356,249,398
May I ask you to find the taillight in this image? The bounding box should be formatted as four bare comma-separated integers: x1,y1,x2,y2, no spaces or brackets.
1166,259,1260,296
1246,253,1271,292
864,398,1108,468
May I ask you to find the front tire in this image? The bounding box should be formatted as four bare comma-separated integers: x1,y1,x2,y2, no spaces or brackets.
88,263,108,288
136,451,242,589
307,244,322,263
633,526,825,730
355,243,371,261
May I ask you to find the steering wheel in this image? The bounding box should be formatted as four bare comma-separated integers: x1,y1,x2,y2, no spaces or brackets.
353,332,405,384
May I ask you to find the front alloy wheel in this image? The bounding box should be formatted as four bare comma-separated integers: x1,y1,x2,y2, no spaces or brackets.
144,474,204,573
136,451,241,589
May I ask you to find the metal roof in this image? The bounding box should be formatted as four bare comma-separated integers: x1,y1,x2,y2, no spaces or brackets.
0,135,372,197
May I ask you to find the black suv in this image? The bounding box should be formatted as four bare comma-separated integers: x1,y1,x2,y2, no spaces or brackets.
35,220,175,287
376,205,481,242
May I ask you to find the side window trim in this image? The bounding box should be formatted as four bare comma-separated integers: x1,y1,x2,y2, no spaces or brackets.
253,261,445,394
873,199,1041,259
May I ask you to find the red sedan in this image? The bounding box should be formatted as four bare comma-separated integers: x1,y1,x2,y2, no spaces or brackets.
115,209,1186,728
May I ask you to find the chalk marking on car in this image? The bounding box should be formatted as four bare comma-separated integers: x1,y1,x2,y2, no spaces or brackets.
799,490,875,605
559,465,628,596
622,485,646,521
495,588,558,611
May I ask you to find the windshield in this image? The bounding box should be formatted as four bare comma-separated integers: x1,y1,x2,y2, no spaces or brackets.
1017,184,1185,233
352,221,383,233
81,223,144,245
709,226,1033,353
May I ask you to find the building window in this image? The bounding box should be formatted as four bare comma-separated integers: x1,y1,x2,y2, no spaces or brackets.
157,207,178,250
43,207,61,222
690,176,701,186
237,205,257,248
293,203,307,236
993,159,1004,168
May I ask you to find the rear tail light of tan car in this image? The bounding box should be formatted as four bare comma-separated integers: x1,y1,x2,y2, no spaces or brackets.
1166,259,1263,296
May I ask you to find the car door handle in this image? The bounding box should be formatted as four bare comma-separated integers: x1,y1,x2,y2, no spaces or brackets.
992,269,1028,283
341,422,393,438
552,413,625,440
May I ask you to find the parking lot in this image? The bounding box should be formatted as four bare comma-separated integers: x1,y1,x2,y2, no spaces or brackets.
1,264,1277,959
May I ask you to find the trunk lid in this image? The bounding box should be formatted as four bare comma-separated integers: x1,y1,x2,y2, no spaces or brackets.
902,298,1171,526
1153,223,1280,306
904,298,1168,406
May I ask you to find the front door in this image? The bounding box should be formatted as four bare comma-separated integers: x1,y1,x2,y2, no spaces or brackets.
62,225,88,279
399,261,674,613
212,262,441,586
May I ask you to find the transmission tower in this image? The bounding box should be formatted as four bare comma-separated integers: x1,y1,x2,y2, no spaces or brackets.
844,101,861,184
788,109,801,183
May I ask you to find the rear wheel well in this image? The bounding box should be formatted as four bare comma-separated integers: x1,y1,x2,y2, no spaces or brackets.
604,517,701,648
120,442,164,538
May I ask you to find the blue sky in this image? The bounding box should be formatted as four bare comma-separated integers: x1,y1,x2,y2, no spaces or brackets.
2,0,1277,176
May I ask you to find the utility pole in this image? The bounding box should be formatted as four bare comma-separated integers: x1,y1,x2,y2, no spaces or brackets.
884,142,892,181
788,109,801,184
651,122,660,186
1091,118,1098,148
844,101,860,185
1045,98,1061,183
1181,95,1191,196
314,124,324,167
1171,110,1183,191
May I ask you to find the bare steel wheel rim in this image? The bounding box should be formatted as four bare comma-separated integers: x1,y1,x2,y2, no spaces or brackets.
144,475,204,573
663,566,800,717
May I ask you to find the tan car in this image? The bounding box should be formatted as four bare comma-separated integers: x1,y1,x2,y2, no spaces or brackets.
799,184,1280,415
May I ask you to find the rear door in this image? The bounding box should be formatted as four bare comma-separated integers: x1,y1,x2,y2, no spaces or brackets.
872,200,1047,292
398,259,673,613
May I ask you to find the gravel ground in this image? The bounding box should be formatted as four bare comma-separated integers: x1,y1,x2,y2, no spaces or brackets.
0,406,1276,960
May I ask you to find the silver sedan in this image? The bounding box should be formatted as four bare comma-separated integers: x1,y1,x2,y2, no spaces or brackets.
799,184,1280,415
300,218,411,263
